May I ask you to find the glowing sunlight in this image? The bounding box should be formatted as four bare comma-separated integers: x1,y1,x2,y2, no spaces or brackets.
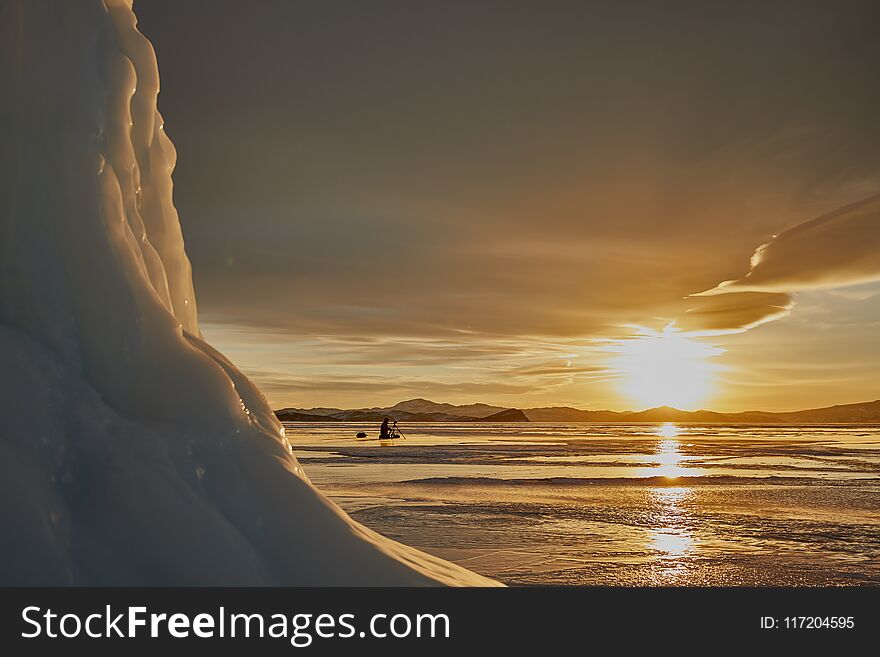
610,325,723,409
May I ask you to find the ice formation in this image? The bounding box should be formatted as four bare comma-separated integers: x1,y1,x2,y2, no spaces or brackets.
0,0,495,585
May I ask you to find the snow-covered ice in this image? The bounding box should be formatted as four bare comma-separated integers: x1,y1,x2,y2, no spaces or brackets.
0,0,495,586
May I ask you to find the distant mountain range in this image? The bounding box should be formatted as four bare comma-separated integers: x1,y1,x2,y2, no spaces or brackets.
275,398,880,424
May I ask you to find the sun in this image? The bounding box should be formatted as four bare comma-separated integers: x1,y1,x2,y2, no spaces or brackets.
609,324,723,410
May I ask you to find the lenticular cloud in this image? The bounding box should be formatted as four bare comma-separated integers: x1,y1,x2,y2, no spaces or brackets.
681,194,880,333
0,0,493,586
702,194,880,296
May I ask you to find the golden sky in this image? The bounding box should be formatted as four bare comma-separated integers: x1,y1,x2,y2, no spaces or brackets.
138,0,880,411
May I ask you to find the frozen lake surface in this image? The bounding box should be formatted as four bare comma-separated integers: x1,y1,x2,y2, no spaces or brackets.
285,422,880,585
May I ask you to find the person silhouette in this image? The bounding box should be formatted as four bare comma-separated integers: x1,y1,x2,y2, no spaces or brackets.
379,417,391,440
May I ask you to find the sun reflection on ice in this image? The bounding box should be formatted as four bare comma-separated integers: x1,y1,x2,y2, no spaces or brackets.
646,426,698,583
653,424,690,478
647,486,697,584
656,422,680,438
650,531,693,556
649,488,694,557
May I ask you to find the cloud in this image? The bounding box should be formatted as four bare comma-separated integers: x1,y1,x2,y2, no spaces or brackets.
507,363,608,379
244,368,537,405
677,292,793,332
681,195,880,332
699,194,880,296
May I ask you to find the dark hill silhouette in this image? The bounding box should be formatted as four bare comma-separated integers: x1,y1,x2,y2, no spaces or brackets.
477,408,529,422
275,398,880,424
275,409,342,422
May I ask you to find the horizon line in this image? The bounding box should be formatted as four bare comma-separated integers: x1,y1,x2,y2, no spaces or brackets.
274,396,880,415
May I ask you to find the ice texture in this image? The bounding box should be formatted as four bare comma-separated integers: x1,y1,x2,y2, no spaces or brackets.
0,0,495,586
